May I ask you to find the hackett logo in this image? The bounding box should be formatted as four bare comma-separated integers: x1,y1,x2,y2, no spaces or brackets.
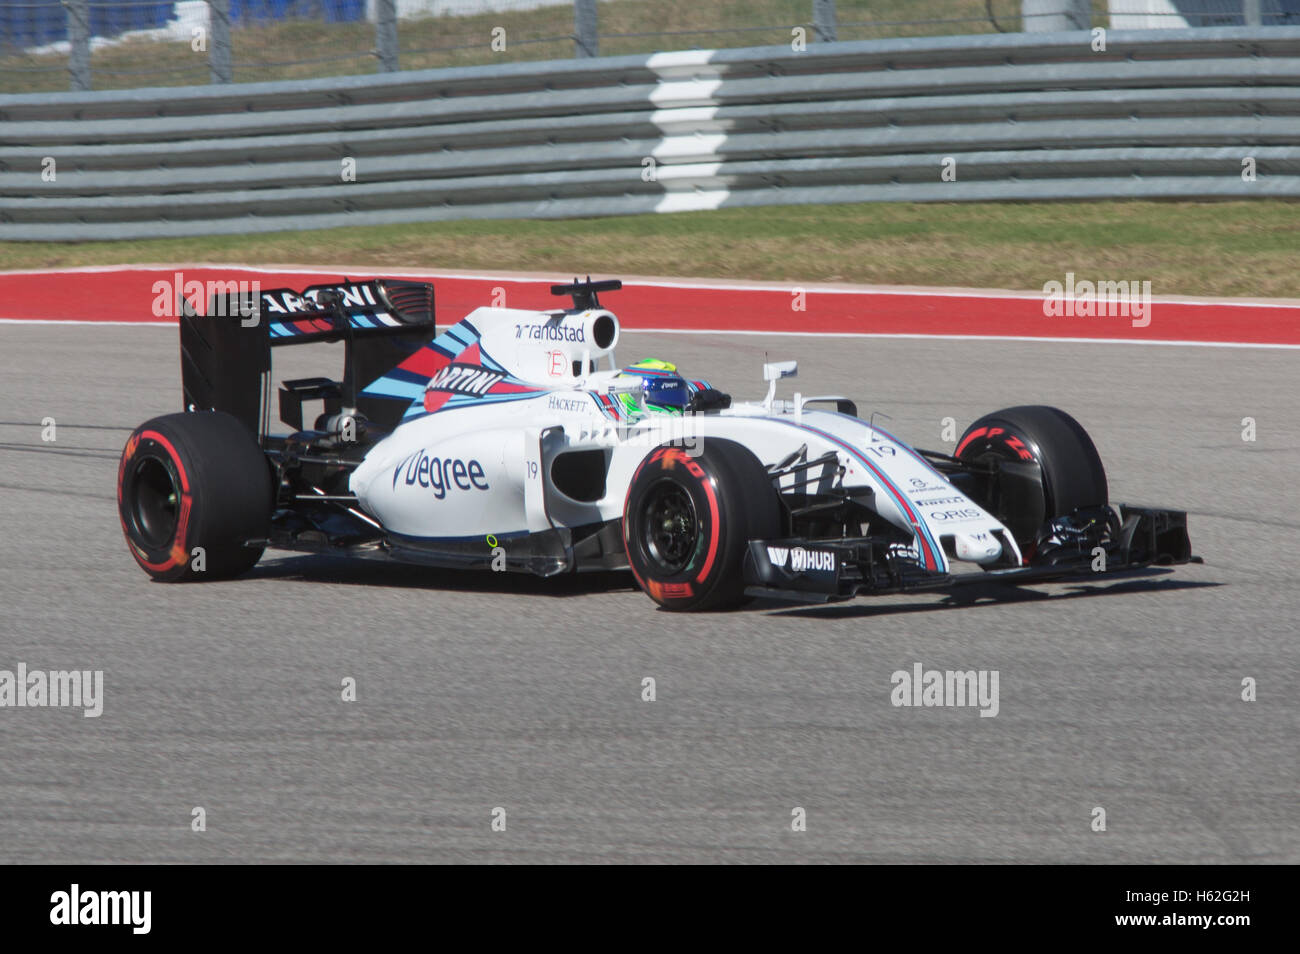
50,884,151,934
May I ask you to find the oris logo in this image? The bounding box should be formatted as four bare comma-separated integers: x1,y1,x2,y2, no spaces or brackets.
393,449,490,499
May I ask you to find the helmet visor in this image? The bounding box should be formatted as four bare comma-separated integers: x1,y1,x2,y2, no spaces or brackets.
642,375,690,409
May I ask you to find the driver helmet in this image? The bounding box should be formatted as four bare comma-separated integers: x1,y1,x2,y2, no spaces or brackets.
616,359,691,416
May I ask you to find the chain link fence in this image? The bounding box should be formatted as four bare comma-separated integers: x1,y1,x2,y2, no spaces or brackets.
2,1,1298,93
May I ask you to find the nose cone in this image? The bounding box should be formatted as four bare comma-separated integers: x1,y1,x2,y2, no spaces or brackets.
951,532,1003,564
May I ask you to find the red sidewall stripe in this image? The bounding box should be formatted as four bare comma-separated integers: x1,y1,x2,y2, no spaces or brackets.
120,430,192,573
623,448,721,602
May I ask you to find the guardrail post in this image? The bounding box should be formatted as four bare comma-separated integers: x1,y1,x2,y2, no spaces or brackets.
812,0,837,42
376,0,399,72
65,0,92,91
573,0,598,57
1244,0,1262,26
208,0,233,84
1021,0,1090,32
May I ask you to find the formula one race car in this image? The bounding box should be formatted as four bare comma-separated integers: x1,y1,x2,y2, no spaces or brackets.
117,276,1193,610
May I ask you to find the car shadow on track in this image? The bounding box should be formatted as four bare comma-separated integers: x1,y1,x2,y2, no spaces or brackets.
247,555,1219,616
247,553,641,599
764,570,1222,620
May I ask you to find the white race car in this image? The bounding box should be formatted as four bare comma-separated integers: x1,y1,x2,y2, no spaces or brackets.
117,277,1193,610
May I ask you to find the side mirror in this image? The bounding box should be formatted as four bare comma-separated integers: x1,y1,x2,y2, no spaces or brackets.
763,360,798,382
763,360,798,407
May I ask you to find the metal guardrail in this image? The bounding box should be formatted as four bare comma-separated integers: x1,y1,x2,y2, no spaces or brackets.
1,26,1298,240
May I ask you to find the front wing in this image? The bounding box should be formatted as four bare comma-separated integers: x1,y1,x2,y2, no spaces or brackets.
744,504,1195,604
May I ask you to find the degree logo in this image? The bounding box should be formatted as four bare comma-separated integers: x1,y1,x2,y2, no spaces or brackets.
392,449,490,499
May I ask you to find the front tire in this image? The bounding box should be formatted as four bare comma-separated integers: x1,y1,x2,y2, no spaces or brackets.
955,405,1108,551
117,411,272,582
623,439,780,611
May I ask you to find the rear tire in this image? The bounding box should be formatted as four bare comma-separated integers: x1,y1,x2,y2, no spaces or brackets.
117,411,272,582
623,439,780,611
955,405,1108,551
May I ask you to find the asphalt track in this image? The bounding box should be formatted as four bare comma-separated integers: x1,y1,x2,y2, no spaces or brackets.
0,313,1296,863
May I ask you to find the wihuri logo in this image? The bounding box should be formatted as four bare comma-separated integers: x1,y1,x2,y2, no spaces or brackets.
50,884,150,934
766,546,835,572
890,663,999,718
0,663,103,718
1041,272,1152,328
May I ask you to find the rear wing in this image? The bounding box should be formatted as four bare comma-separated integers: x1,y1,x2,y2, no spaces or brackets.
259,280,433,342
180,278,437,438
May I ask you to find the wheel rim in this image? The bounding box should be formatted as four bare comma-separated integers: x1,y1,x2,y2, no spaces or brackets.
639,479,699,574
130,454,180,548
